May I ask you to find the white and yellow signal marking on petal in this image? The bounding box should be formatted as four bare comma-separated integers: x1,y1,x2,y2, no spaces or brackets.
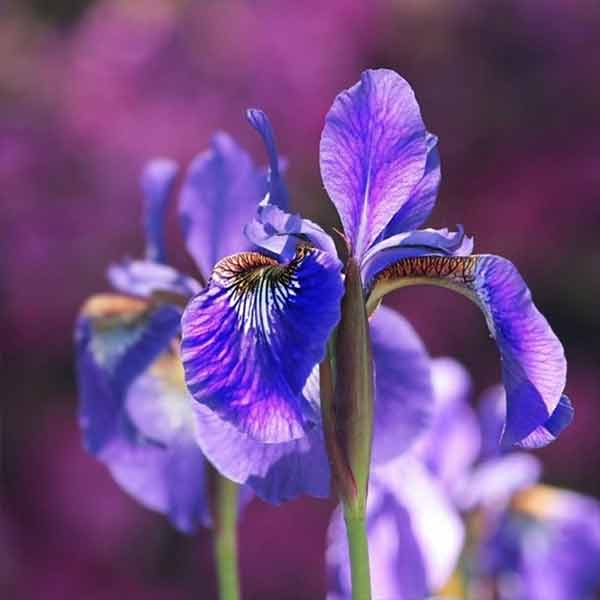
212,248,308,337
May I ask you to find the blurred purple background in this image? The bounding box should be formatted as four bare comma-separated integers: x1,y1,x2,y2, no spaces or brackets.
2,1,600,598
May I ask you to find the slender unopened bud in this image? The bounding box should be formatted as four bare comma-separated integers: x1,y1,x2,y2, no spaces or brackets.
332,256,374,512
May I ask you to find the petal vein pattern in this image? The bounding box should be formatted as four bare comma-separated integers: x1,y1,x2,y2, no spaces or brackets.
181,247,343,443
367,254,566,446
320,69,427,260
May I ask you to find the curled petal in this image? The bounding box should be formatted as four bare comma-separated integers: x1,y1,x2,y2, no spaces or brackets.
516,394,574,449
480,386,574,452
141,159,179,263
179,132,265,275
327,457,464,600
370,306,433,463
362,226,473,287
244,202,338,261
383,132,441,236
75,294,182,453
246,109,289,210
107,259,202,300
367,255,567,446
320,69,428,259
181,247,343,443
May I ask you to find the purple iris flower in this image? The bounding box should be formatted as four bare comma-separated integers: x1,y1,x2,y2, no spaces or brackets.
181,68,569,496
75,145,262,531
484,485,600,600
181,108,435,504
449,387,594,600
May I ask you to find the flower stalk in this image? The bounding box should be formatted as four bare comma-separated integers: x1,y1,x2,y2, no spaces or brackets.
211,469,241,600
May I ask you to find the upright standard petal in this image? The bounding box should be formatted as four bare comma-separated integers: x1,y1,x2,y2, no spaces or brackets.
141,158,179,263
320,69,428,259
246,109,289,210
179,132,266,275
369,306,433,463
327,457,464,600
383,132,441,236
75,294,182,453
367,255,567,447
181,246,343,443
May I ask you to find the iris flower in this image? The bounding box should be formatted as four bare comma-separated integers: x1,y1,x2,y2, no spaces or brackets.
482,484,600,600
181,68,569,495
75,140,264,531
440,385,593,600
180,109,435,505
434,385,591,600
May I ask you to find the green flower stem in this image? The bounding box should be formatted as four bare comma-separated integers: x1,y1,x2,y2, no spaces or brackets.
212,472,240,600
343,505,372,600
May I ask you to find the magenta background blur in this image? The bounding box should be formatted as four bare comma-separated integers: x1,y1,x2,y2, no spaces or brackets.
2,1,600,598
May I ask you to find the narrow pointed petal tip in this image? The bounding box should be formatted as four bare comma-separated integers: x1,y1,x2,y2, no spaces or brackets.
320,69,429,260
141,158,179,264
367,254,568,447
246,108,289,210
179,132,265,275
181,246,343,443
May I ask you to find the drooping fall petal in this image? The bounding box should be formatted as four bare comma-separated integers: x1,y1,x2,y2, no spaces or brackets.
181,247,343,443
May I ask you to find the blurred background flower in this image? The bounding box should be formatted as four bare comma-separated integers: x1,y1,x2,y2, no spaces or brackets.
3,0,600,598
